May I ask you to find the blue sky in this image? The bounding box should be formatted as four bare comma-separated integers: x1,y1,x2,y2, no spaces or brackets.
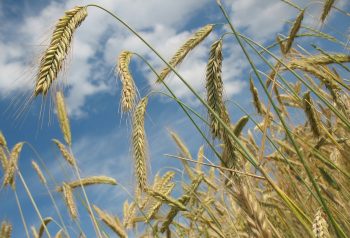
0,0,349,237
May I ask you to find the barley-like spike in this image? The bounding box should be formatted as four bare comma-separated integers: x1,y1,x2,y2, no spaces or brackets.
0,221,12,238
31,226,39,238
146,182,175,221
206,39,230,138
56,91,72,146
249,77,264,115
35,6,88,96
238,185,272,238
38,217,53,238
284,9,304,54
93,205,128,238
147,188,187,211
57,176,117,192
321,0,335,23
169,131,195,179
3,142,24,188
313,209,330,238
160,175,203,233
31,161,47,184
145,172,176,221
62,182,77,219
52,139,76,166
157,24,213,82
195,146,204,172
0,147,7,173
233,116,249,137
123,201,136,229
117,51,137,112
132,97,148,191
291,54,350,66
0,131,7,148
302,91,320,137
54,229,63,238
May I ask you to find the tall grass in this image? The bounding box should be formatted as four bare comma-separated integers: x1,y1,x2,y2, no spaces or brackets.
1,0,350,237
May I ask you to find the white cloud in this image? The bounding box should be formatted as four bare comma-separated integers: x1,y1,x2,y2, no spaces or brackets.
230,0,298,41
3,0,346,117
0,0,211,117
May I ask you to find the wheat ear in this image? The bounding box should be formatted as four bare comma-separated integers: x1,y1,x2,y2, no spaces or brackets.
0,221,12,238
313,209,330,238
117,51,137,112
31,161,47,184
35,6,88,96
37,217,53,238
132,97,148,191
146,171,176,220
56,91,72,146
52,139,76,166
233,116,249,137
93,205,128,238
157,24,213,82
321,0,335,23
3,142,24,188
303,91,320,137
0,147,7,173
0,131,7,147
249,77,265,115
61,182,77,219
206,39,229,138
57,176,117,192
284,9,304,54
53,229,63,238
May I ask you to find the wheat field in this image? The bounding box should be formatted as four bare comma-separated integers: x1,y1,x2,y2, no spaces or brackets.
1,0,350,237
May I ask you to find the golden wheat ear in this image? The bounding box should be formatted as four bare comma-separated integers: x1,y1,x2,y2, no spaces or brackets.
56,91,72,146
35,6,88,96
0,221,12,238
321,0,335,23
132,97,149,192
117,51,137,112
157,24,213,82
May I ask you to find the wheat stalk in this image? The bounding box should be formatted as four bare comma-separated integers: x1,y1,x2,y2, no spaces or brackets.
57,176,117,192
132,97,149,191
157,24,213,82
117,51,137,112
56,91,72,146
93,205,128,238
35,6,88,96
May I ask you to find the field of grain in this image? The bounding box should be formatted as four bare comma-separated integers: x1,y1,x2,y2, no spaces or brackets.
1,0,350,237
